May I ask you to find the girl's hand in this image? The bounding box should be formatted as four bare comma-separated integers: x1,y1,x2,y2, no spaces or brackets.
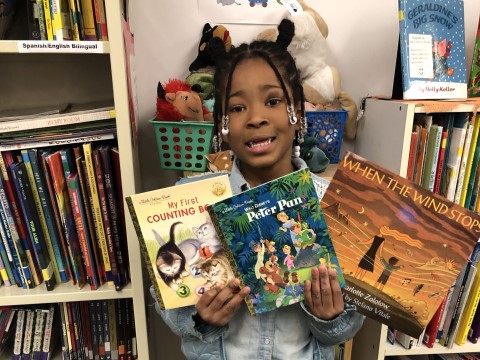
195,279,250,327
304,264,344,320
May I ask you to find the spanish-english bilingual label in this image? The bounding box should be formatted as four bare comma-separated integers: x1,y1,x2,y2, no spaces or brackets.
18,41,105,54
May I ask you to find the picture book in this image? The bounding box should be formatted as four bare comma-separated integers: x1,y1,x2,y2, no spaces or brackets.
207,168,344,316
321,152,480,338
468,16,480,97
397,0,468,99
126,174,234,310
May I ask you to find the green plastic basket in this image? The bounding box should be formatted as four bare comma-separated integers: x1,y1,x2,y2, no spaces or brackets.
305,110,347,164
150,120,214,171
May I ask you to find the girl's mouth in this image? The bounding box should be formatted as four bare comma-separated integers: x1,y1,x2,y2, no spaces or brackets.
247,137,275,149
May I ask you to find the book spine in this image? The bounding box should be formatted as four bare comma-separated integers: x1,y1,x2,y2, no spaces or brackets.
0,109,115,134
36,0,47,40
434,130,448,194
52,0,73,40
91,300,99,360
38,150,74,284
206,204,256,316
73,147,104,287
58,302,69,359
115,299,125,360
460,116,480,205
83,142,113,284
41,305,55,360
99,145,127,288
0,152,41,287
67,0,81,40
13,309,26,360
423,296,447,348
97,300,105,360
21,149,61,285
22,309,35,358
93,146,120,289
32,309,47,360
464,129,480,208
406,131,418,181
28,149,69,283
102,300,111,360
42,0,54,40
26,0,42,40
0,192,22,287
456,268,480,345
446,128,467,201
44,151,86,288
67,173,100,290
0,252,10,286
455,123,474,204
108,299,118,360
79,0,97,40
65,302,76,360
11,162,56,291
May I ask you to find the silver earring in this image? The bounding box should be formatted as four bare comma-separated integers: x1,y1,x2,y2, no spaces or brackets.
297,116,307,144
212,133,222,152
221,115,229,136
287,105,297,125
293,144,301,158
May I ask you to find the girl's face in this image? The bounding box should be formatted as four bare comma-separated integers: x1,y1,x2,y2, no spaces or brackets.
221,57,300,186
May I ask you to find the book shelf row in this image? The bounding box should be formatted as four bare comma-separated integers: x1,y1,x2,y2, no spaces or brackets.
20,0,109,42
0,140,131,293
0,298,137,360
406,112,480,211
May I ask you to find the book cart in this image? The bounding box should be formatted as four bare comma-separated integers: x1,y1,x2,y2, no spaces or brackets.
0,1,149,359
352,97,480,360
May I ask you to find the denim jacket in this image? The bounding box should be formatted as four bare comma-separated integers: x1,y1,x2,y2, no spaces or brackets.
151,157,365,360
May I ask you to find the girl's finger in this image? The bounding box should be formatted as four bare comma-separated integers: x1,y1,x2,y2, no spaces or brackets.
319,265,333,308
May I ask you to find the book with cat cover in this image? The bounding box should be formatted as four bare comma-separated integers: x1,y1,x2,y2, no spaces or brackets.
396,0,468,99
126,174,234,310
321,152,480,338
207,168,344,316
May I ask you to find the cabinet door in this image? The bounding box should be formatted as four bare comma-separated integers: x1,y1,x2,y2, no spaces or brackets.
355,98,415,177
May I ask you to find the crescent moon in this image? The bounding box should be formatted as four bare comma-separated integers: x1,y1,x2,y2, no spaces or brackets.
358,207,365,214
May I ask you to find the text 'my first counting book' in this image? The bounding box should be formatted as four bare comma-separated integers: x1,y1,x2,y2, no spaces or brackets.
397,0,467,99
126,174,234,310
207,168,344,316
322,152,480,338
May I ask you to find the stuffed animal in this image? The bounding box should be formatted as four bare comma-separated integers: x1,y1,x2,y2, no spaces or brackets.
256,0,358,140
205,150,233,172
189,23,232,72
299,137,330,173
155,79,212,122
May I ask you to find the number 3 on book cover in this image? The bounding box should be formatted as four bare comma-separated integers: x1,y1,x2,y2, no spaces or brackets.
398,0,467,99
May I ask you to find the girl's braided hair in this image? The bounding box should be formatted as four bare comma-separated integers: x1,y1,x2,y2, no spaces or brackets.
209,19,305,138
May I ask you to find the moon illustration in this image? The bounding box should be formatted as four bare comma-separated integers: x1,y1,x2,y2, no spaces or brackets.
358,206,365,214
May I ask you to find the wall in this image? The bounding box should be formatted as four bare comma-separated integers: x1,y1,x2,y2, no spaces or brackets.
129,1,480,358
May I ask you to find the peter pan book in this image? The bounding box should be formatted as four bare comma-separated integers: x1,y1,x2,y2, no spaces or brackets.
125,174,234,310
207,168,344,316
322,152,480,337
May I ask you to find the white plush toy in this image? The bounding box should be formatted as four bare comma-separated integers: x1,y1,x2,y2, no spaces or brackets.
257,0,358,139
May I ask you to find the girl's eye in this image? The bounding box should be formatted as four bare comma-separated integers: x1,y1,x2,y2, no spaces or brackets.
266,98,282,107
229,105,245,113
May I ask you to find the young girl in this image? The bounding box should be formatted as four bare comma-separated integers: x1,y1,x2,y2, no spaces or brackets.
151,20,364,359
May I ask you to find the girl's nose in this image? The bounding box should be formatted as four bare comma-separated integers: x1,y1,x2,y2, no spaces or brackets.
247,106,269,128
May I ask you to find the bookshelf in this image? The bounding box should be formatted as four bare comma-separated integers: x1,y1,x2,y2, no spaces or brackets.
351,97,480,360
0,1,149,359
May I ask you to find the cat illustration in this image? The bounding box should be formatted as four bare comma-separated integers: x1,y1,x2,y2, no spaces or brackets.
153,226,201,267
196,249,234,290
154,222,190,291
193,218,223,255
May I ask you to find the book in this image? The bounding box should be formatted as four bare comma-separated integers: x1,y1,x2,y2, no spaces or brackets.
397,0,468,99
22,309,35,359
434,129,448,194
423,296,447,347
468,17,480,97
207,169,344,316
32,308,47,360
80,0,97,40
83,142,112,285
28,148,70,283
455,122,475,203
421,124,443,191
50,0,73,40
41,305,55,360
406,130,419,181
412,115,432,185
321,152,480,338
126,174,233,310
465,115,480,207
0,101,115,134
13,309,26,360
445,126,467,201
455,258,480,345
11,161,56,291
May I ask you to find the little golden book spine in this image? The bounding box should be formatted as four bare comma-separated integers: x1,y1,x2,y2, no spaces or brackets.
126,174,233,310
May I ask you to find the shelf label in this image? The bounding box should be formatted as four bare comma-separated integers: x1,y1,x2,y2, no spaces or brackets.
18,41,106,53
